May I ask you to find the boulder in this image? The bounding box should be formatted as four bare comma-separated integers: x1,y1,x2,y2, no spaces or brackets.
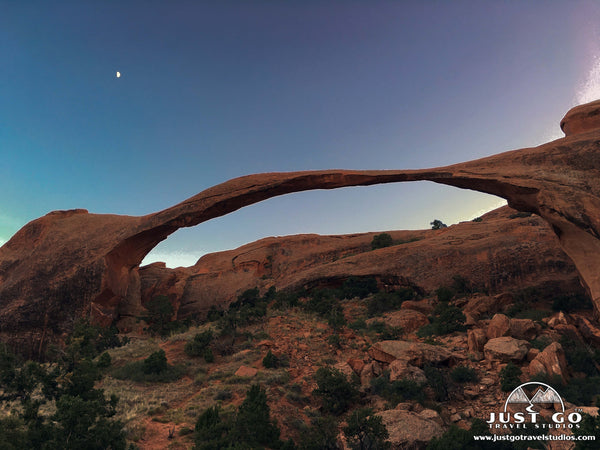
388,360,427,384
401,299,435,315
463,293,513,322
484,337,530,362
467,328,487,354
347,358,366,376
367,309,429,333
369,340,453,366
234,366,258,377
576,316,600,347
527,342,569,382
509,318,538,340
487,314,510,339
378,409,444,449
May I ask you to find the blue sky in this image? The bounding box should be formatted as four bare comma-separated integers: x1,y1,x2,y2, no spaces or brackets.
2,1,600,267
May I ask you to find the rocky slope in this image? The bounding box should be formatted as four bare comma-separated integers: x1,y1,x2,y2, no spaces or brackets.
140,206,584,322
2,100,600,356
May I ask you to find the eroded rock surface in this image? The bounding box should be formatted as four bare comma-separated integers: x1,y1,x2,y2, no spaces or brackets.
2,100,600,356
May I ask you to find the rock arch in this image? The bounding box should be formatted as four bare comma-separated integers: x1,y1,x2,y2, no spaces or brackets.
1,100,600,355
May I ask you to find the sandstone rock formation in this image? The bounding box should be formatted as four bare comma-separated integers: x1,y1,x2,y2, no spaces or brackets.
378,409,444,449
484,336,530,362
2,100,600,356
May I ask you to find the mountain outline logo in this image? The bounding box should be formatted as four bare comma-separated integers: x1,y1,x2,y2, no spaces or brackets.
504,382,565,413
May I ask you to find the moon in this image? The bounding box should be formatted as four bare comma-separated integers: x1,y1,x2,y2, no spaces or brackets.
116,71,121,78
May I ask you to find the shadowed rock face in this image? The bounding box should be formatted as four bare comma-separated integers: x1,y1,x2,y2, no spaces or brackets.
1,100,600,355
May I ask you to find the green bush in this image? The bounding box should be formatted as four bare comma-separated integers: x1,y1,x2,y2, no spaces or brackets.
417,302,466,337
195,385,285,449
139,295,178,336
263,350,281,368
367,288,416,317
560,336,600,376
342,277,379,299
0,337,127,450
574,413,600,449
426,418,504,450
184,330,214,362
500,362,522,392
112,351,184,383
348,318,368,331
435,287,454,303
97,351,112,369
552,293,593,312
370,370,425,405
450,365,478,383
143,350,168,374
430,219,447,230
313,367,359,415
424,364,448,402
343,408,390,450
371,233,394,250
299,416,339,450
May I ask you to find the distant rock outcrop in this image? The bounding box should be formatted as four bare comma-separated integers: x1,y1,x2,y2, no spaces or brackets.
2,100,600,356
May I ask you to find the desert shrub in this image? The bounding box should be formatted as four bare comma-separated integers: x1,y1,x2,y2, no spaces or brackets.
560,336,600,376
303,292,346,330
500,362,522,392
366,321,403,341
417,302,465,337
561,376,600,406
349,318,368,331
367,288,415,317
574,413,600,449
194,405,232,450
426,418,504,450
313,367,359,415
472,217,483,222
139,295,177,336
263,350,282,369
435,286,454,302
430,219,447,230
143,350,168,374
0,339,127,450
451,275,473,296
184,330,214,362
214,389,233,401
552,293,593,312
370,370,425,405
196,385,285,449
206,306,224,322
299,416,339,450
423,364,448,402
97,351,112,369
273,291,300,309
64,319,124,363
343,408,390,450
450,365,478,383
371,233,394,250
530,336,552,351
234,384,281,447
342,276,379,299
112,350,184,383
327,334,343,349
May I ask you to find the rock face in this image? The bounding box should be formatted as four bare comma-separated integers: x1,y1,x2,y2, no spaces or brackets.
378,409,444,449
2,100,600,356
368,340,454,366
484,337,530,362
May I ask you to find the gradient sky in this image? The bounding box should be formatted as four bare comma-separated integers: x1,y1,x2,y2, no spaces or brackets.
2,1,600,267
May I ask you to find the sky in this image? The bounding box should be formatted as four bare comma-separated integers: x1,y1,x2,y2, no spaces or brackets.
2,1,600,268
